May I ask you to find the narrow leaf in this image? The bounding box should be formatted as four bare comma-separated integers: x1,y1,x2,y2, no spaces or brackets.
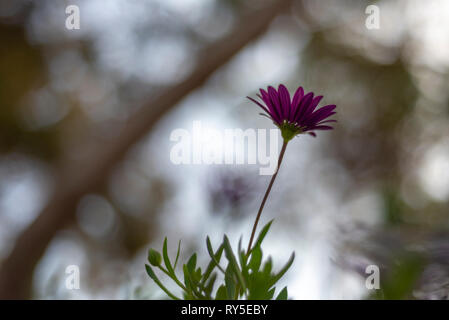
225,264,236,299
276,287,288,300
251,220,273,253
270,252,295,286
183,264,204,299
206,237,226,274
248,246,262,272
173,240,181,269
145,264,180,300
266,287,275,299
201,244,224,285
162,237,174,275
223,236,247,291
262,257,273,277
239,250,249,280
186,253,197,274
204,273,217,298
216,285,227,300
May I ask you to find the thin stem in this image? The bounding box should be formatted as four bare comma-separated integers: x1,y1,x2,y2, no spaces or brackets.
246,140,288,256
158,266,188,292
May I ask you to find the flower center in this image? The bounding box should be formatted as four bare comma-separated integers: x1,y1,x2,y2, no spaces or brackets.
279,121,303,142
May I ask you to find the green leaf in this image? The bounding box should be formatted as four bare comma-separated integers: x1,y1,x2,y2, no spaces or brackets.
225,264,236,299
216,285,227,300
204,273,217,298
247,272,271,300
182,255,206,300
238,236,243,256
262,257,273,277
186,253,197,274
223,236,247,291
266,287,275,299
173,240,181,269
182,264,204,299
239,250,249,280
161,238,190,294
270,252,295,286
145,264,180,300
202,242,224,284
162,237,174,275
183,291,195,300
252,219,273,252
182,264,192,289
237,238,249,285
276,287,288,300
248,246,262,272
193,267,202,283
206,237,225,274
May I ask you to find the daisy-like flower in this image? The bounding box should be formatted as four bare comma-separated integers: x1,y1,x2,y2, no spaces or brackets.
247,84,336,142
245,84,336,255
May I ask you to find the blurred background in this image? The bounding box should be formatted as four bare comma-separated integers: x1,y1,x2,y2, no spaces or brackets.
0,0,448,299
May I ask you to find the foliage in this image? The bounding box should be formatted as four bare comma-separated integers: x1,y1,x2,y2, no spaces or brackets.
371,253,426,300
145,220,294,300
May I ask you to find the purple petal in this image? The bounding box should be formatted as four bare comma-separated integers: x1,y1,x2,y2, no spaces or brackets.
257,93,272,112
307,125,334,130
290,86,304,120
308,105,337,124
247,96,270,115
313,111,336,124
293,92,314,124
300,95,322,122
268,86,283,122
260,89,281,123
259,89,271,107
317,119,337,125
278,84,291,120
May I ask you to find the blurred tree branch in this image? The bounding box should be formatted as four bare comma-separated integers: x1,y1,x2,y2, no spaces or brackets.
0,0,294,299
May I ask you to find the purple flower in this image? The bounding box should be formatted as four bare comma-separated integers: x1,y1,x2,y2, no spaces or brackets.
247,84,336,141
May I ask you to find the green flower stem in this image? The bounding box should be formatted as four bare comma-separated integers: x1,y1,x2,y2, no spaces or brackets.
246,140,288,256
145,265,181,300
157,265,189,293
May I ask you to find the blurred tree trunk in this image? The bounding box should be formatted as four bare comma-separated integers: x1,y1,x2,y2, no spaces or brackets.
0,0,293,299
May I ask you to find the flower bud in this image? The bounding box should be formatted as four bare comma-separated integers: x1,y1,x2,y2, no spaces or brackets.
148,249,162,266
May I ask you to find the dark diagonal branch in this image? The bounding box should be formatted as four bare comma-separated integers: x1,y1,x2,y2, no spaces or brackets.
0,0,293,299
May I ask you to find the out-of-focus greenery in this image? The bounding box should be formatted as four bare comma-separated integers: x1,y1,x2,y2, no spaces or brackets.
372,253,425,300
